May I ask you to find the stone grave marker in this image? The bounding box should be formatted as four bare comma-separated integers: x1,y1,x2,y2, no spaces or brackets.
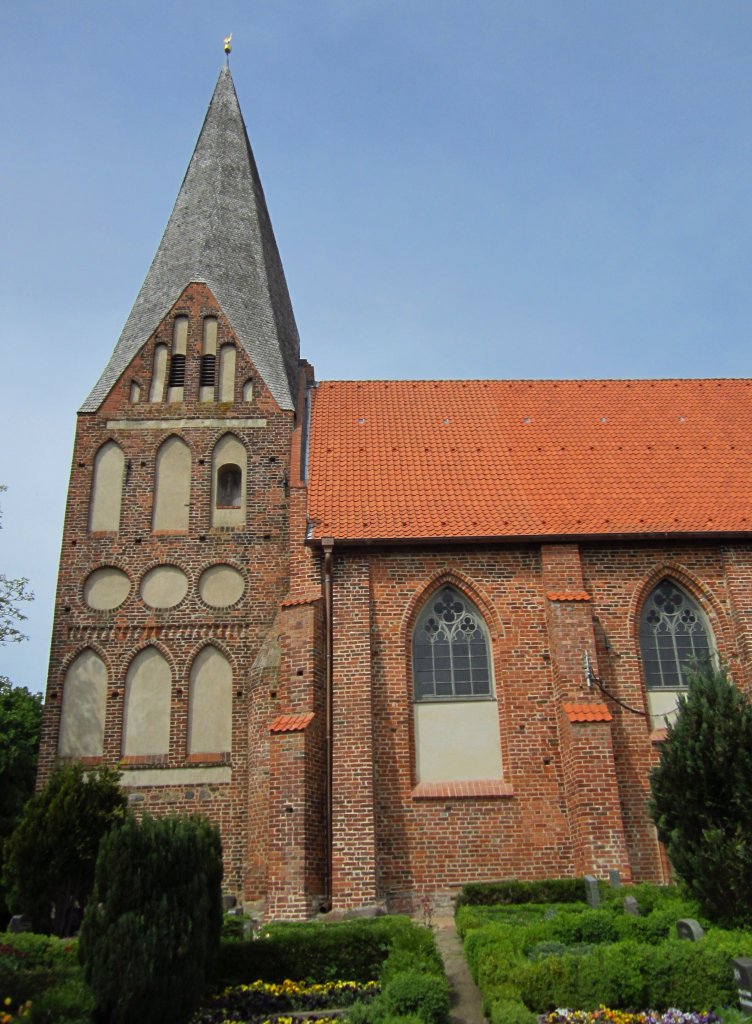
676,918,705,941
609,869,622,888
584,875,600,908
732,957,752,1015
9,914,32,933
624,896,640,916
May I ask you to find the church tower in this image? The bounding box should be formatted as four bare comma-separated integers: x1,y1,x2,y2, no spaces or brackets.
38,64,325,914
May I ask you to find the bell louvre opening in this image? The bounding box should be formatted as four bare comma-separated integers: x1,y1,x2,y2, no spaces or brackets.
167,354,186,388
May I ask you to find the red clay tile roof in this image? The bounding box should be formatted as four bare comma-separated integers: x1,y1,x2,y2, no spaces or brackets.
308,379,752,542
269,712,315,734
563,702,613,723
546,591,592,602
280,593,322,608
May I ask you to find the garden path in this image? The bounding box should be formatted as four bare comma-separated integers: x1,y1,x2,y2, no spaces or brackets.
431,914,487,1024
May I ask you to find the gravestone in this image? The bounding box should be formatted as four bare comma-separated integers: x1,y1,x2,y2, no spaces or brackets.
609,869,622,888
624,896,640,916
676,918,705,941
584,875,600,908
732,957,752,1015
8,914,32,933
222,894,237,911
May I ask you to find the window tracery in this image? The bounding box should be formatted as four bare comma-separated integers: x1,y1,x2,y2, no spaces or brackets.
639,578,714,689
412,586,492,700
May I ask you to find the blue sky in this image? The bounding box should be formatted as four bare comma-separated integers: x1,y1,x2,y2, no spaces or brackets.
2,1,752,693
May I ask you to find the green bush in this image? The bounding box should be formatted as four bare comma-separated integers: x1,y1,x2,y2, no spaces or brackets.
460,903,752,1016
27,974,95,1024
2,763,127,935
0,933,82,1007
490,997,537,1024
381,970,450,1024
79,813,222,1024
518,937,740,1012
215,915,438,987
456,878,586,908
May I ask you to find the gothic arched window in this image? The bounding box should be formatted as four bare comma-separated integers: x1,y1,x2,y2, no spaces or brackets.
413,586,492,700
639,579,715,690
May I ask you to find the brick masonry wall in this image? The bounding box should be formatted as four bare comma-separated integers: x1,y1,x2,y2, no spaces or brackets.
39,283,297,903
580,539,751,882
41,290,752,917
362,545,574,911
330,554,378,908
326,537,752,910
541,544,631,881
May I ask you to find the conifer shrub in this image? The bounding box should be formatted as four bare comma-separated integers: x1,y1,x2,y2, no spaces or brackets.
649,663,752,927
2,762,127,935
78,813,222,1024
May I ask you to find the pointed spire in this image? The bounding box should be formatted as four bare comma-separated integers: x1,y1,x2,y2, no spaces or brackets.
83,65,300,412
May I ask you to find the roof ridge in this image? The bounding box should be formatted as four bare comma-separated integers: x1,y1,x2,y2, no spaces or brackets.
316,376,752,386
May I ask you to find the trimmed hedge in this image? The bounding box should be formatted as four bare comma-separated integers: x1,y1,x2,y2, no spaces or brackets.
460,887,750,1016
456,878,588,908
215,915,442,987
0,933,93,1023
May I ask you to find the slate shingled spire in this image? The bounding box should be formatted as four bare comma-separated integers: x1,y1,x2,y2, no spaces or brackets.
82,65,300,412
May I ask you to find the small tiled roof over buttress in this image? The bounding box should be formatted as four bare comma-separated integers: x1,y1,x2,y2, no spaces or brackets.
307,378,752,543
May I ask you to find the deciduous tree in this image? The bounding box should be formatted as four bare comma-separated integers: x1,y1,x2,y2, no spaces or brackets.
0,678,43,917
0,485,33,647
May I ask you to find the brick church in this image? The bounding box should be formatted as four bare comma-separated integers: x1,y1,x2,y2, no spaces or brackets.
38,63,752,918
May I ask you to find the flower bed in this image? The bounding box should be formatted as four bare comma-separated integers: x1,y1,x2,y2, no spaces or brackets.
544,1010,721,1024
191,979,380,1024
2,997,31,1024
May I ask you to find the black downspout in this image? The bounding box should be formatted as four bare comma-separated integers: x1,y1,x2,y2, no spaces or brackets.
322,537,334,912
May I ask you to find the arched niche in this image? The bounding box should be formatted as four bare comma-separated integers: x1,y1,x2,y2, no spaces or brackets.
59,649,107,757
211,434,246,528
167,316,188,403
149,343,168,402
188,646,232,754
89,441,124,533
122,647,171,756
218,344,236,402
152,436,191,532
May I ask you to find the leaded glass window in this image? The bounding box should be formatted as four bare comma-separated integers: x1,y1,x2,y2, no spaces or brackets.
413,586,492,700
639,579,714,689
